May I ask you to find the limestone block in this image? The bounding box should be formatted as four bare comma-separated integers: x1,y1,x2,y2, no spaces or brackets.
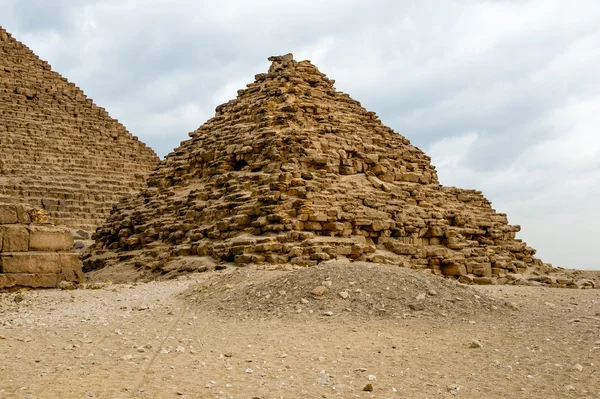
384,241,417,255
28,225,74,251
15,205,31,224
0,252,60,273
0,273,58,288
0,204,18,224
470,262,492,277
59,253,84,283
1,225,30,252
441,261,467,276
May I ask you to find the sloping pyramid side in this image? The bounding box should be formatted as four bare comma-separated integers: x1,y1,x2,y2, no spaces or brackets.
86,54,547,283
0,27,159,231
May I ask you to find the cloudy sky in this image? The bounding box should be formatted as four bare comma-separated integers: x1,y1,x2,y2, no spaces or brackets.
2,0,599,270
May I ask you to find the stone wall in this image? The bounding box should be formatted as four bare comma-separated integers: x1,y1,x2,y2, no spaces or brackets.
0,26,159,231
0,203,83,288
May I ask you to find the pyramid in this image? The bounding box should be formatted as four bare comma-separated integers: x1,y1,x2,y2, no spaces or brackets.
86,54,548,283
0,27,158,231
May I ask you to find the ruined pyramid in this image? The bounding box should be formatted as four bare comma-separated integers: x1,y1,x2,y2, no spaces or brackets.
0,27,158,231
86,54,547,283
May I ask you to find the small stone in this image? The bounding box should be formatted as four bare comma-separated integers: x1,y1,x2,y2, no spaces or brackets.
573,364,584,372
367,374,377,381
469,339,483,349
566,385,576,391
415,293,426,301
447,384,460,395
311,286,327,296
408,303,424,311
505,301,520,311
427,289,438,296
300,298,309,304
338,291,349,299
58,281,77,290
363,383,373,392
322,280,333,287
323,311,334,317
14,294,24,303
176,346,185,353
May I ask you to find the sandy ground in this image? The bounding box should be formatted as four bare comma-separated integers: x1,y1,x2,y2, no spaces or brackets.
1,266,599,399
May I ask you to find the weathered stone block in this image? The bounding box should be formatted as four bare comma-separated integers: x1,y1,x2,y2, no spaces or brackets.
1,225,30,252
15,205,31,224
29,226,74,251
0,204,18,224
59,253,84,283
0,273,58,288
441,263,467,276
384,241,417,255
0,252,60,273
470,262,492,277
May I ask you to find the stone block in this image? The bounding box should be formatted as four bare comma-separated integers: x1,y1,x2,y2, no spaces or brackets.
59,253,84,283
0,204,18,224
29,226,74,251
0,273,58,288
1,225,30,252
15,205,31,224
441,263,467,276
384,241,417,255
0,252,60,273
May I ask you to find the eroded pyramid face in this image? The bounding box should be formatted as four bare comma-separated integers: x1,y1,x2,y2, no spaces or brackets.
87,54,545,284
0,26,158,231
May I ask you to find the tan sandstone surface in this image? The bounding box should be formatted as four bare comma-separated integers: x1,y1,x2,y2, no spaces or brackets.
0,27,158,231
0,264,599,398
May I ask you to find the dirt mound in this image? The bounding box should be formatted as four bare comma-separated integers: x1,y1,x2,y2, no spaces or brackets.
182,261,506,319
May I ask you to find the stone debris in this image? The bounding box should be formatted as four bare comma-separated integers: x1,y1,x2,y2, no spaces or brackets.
469,339,483,349
184,262,503,319
311,286,327,296
0,26,158,231
0,203,84,288
83,52,566,287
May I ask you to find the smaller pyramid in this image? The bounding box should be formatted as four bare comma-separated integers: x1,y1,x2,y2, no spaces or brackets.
0,26,159,231
86,54,548,284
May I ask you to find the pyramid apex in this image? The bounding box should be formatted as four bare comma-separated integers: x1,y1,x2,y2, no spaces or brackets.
268,53,294,63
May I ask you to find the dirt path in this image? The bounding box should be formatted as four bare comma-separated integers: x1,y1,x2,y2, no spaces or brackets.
1,270,599,398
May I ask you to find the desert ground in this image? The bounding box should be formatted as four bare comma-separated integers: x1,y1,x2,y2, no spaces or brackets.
1,263,599,399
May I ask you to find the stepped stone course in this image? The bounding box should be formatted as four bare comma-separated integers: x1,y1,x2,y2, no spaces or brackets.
0,26,159,231
0,203,83,288
86,54,551,284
